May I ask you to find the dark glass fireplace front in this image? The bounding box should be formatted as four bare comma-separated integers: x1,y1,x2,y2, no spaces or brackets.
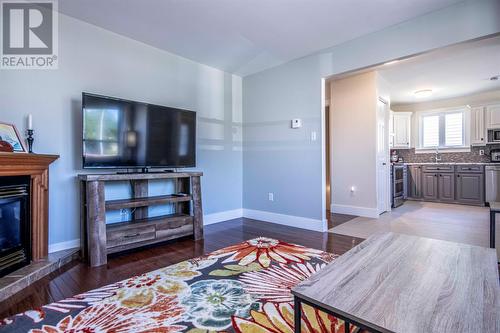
0,176,30,277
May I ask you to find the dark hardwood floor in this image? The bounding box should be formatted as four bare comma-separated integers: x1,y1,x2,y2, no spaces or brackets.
327,211,357,229
0,218,364,319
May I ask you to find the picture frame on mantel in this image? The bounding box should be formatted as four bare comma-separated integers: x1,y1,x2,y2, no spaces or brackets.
0,122,27,152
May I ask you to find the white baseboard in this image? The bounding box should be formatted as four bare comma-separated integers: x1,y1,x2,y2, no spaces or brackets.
331,204,379,219
204,209,243,225
242,209,325,232
49,239,81,253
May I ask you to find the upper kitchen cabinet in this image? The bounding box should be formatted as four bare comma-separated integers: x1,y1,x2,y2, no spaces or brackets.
486,104,500,129
471,106,486,145
391,112,412,149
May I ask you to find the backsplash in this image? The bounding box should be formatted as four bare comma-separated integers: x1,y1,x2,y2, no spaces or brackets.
394,145,500,163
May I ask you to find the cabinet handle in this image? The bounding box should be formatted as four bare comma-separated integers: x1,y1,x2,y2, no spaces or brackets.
481,138,484,141
124,233,140,238
457,175,460,178
439,174,442,177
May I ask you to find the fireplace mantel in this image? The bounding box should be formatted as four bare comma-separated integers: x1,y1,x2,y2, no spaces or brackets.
0,152,59,260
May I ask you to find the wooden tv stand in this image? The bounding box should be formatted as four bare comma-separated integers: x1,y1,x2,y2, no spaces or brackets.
78,172,203,267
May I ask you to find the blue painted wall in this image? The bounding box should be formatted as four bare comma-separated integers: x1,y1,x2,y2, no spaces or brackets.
0,14,242,246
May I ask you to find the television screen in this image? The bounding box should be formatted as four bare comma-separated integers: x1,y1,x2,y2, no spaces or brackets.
82,93,196,169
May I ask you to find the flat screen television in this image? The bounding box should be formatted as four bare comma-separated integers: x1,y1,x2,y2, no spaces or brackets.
82,93,196,169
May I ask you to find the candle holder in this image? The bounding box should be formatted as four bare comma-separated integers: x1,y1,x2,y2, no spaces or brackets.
27,129,34,153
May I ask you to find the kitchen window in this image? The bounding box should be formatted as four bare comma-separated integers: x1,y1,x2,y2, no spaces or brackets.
418,109,466,150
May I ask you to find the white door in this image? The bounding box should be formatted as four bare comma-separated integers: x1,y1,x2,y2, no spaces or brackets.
376,99,390,214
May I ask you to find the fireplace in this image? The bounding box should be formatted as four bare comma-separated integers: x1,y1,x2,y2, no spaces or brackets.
0,176,31,277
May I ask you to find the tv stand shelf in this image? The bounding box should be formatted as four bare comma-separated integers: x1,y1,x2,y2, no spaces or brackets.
105,194,192,210
78,172,203,267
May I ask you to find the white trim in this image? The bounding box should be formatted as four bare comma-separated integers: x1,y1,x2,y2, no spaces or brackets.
242,209,325,232
204,209,243,225
320,78,327,232
330,204,379,219
48,239,80,253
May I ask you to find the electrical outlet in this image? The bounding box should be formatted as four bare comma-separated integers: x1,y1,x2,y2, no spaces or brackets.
479,149,485,156
268,192,274,201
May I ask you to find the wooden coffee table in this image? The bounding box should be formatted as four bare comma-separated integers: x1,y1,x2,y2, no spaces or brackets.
291,232,500,333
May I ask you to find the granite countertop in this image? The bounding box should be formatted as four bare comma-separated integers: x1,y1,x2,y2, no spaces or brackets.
395,162,497,165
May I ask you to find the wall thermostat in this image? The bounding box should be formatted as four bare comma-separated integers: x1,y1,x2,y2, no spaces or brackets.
291,118,302,128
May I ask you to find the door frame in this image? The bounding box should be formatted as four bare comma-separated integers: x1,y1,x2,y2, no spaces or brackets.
377,97,391,214
320,78,328,231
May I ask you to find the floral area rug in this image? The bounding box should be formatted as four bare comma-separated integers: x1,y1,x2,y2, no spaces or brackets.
0,237,358,333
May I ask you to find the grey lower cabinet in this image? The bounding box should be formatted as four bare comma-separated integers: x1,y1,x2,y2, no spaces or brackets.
422,172,438,200
456,172,484,205
438,172,455,202
406,164,485,206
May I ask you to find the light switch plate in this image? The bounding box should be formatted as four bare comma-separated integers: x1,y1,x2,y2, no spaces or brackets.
291,119,302,128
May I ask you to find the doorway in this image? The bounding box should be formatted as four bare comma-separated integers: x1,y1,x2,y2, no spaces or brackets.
324,72,391,223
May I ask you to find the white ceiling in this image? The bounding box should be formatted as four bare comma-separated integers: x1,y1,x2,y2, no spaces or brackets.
58,0,464,76
378,35,500,105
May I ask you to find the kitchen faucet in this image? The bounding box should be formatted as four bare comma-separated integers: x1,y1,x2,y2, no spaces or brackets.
434,147,441,163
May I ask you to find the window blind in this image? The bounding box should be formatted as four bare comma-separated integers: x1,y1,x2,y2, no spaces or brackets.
445,112,463,146
420,110,464,148
422,115,439,147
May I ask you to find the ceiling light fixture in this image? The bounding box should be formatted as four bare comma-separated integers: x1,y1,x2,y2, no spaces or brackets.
384,60,399,66
414,89,433,98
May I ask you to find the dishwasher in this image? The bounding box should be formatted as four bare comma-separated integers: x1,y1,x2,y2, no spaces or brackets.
485,164,500,260
486,165,500,203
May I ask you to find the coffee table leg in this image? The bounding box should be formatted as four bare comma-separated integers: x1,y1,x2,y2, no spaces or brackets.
294,296,301,333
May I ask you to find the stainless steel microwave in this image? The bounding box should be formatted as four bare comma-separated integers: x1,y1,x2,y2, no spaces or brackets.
491,129,500,142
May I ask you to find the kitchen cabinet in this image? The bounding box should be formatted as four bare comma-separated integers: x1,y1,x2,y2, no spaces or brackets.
456,172,484,205
407,165,422,199
486,104,500,129
437,172,455,202
471,106,486,145
422,172,438,200
404,164,485,206
421,171,456,203
392,112,412,149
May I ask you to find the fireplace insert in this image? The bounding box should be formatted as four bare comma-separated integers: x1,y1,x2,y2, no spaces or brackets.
0,175,30,277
